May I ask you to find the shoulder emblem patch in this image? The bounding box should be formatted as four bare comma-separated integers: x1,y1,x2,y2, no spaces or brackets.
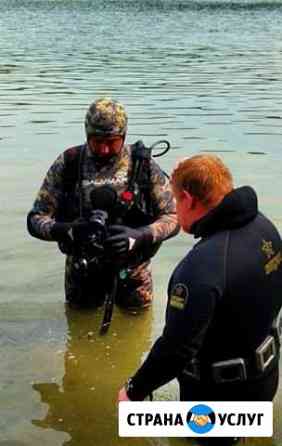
261,239,282,275
170,283,189,310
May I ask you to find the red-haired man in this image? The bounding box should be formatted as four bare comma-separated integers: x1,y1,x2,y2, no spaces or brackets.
119,154,282,446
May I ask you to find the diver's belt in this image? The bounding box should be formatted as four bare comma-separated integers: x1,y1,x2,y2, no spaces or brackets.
211,335,278,384
211,314,282,384
182,312,282,385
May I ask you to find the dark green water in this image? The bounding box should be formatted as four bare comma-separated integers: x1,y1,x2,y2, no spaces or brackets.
0,0,282,444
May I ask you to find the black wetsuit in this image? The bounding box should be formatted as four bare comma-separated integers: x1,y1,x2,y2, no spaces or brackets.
127,186,282,445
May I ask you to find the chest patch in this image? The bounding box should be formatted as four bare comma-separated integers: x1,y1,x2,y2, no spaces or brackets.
170,283,189,310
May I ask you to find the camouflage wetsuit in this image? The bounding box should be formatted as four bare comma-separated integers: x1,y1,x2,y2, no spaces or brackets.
28,143,178,309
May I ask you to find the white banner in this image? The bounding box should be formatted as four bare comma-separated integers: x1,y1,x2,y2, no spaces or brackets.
119,401,273,437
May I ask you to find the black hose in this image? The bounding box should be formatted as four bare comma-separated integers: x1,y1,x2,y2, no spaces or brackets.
150,139,170,158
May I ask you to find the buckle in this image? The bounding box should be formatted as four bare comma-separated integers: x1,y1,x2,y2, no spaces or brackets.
212,358,247,384
182,359,200,381
256,335,276,373
272,308,282,346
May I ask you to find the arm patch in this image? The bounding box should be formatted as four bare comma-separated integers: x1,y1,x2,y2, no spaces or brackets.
169,283,189,310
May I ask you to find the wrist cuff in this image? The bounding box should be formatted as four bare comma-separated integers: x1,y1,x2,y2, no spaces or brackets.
125,377,149,401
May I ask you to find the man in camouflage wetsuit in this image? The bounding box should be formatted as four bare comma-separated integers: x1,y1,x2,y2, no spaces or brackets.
27,98,179,310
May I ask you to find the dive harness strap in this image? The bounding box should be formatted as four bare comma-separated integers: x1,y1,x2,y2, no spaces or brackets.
99,142,153,335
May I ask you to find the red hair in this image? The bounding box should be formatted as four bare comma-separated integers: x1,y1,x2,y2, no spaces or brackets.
171,154,233,208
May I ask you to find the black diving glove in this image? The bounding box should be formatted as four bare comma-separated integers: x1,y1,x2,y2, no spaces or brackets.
50,222,72,242
104,225,153,258
50,219,92,254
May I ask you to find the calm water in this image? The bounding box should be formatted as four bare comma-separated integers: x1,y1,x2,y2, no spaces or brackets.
0,0,282,445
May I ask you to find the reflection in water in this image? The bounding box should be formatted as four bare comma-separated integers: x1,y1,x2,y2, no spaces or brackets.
31,306,160,445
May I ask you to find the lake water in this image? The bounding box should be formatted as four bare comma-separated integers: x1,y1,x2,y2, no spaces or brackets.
0,0,282,445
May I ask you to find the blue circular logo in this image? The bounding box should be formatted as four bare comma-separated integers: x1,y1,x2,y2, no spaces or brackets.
187,404,216,434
